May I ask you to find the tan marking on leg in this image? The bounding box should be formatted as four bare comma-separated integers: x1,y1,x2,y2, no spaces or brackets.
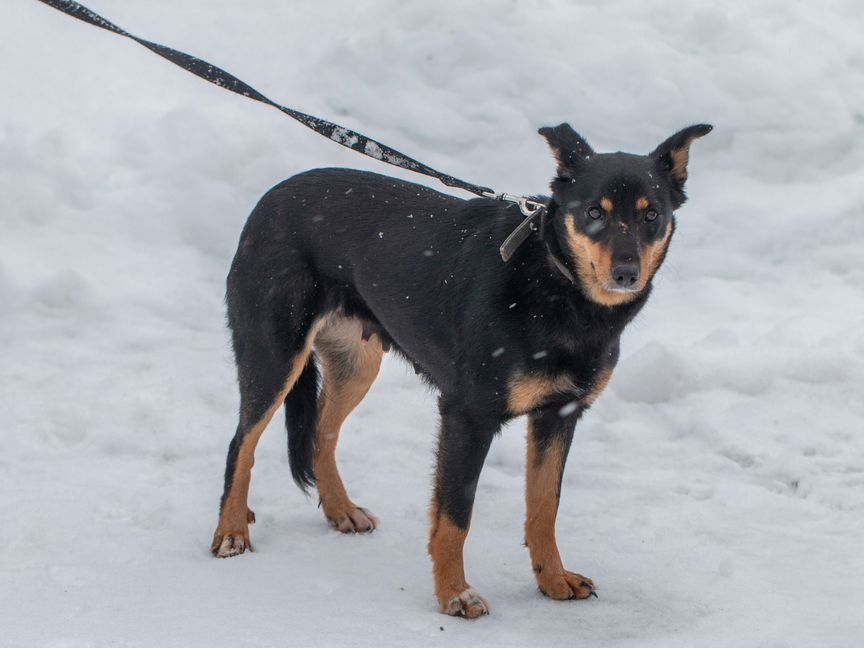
313,316,383,533
428,505,489,618
507,372,576,415
600,197,613,213
211,397,282,557
212,319,325,557
564,214,638,307
525,423,595,600
636,196,650,211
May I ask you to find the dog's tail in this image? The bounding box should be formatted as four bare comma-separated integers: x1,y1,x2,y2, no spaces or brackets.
284,353,320,493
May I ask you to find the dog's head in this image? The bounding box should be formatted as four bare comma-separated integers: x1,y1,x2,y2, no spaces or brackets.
539,123,711,306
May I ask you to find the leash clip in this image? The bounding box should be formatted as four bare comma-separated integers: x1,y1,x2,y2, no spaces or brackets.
483,192,545,217
484,192,547,262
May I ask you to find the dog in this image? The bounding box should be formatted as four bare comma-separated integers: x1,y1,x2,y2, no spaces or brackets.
210,122,711,617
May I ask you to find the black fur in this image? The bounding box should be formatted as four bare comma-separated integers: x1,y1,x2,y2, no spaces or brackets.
284,355,320,490
216,122,710,592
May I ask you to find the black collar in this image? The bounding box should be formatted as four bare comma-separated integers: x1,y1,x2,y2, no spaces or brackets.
539,201,577,284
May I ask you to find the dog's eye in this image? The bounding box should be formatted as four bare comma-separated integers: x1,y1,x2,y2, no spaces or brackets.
645,209,659,222
587,207,603,220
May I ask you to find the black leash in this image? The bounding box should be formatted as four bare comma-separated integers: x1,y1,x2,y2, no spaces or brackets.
34,0,546,261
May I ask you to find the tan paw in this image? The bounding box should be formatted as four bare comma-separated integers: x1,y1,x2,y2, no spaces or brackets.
538,570,596,600
211,509,255,557
211,531,251,557
439,587,490,619
325,505,378,533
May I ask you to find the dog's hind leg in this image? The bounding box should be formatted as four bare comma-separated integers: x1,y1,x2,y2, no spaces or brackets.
211,318,324,558
312,317,384,533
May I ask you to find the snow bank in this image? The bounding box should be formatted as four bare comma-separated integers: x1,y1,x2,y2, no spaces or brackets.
1,1,862,646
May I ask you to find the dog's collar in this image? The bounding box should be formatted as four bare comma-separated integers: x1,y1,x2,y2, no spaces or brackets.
496,193,576,284
546,246,576,283
489,193,547,262
493,195,576,284
539,203,577,284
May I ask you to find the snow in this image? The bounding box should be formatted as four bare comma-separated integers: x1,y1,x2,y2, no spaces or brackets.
2,0,863,646
364,140,384,160
330,126,359,148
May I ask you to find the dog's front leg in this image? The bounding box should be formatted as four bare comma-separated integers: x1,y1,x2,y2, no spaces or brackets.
428,398,497,618
525,407,597,600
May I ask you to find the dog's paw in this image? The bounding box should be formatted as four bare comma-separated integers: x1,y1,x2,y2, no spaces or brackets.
538,570,596,600
439,587,490,619
211,530,252,557
325,505,377,534
211,509,256,557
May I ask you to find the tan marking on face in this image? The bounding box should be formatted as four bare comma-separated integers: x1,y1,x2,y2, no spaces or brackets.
507,372,576,415
313,316,383,531
640,223,673,283
636,196,650,211
564,214,639,307
428,505,472,613
600,197,613,213
212,318,326,555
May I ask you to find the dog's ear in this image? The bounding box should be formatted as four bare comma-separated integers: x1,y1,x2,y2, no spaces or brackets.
650,124,712,207
539,123,594,178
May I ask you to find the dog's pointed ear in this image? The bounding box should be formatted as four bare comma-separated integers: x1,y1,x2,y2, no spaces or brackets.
539,123,594,178
650,124,712,206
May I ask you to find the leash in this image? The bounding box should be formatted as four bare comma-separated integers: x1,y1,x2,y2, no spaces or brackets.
34,0,546,261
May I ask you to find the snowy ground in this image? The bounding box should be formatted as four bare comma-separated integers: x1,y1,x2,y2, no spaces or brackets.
2,1,864,646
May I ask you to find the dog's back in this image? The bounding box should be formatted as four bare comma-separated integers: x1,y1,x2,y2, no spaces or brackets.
227,168,520,387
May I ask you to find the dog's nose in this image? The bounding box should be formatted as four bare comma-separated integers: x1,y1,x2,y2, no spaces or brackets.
612,264,640,288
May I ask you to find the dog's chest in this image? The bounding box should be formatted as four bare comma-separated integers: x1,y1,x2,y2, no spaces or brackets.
505,342,618,416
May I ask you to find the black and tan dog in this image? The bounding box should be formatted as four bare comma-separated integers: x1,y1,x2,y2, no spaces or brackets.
210,123,711,617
